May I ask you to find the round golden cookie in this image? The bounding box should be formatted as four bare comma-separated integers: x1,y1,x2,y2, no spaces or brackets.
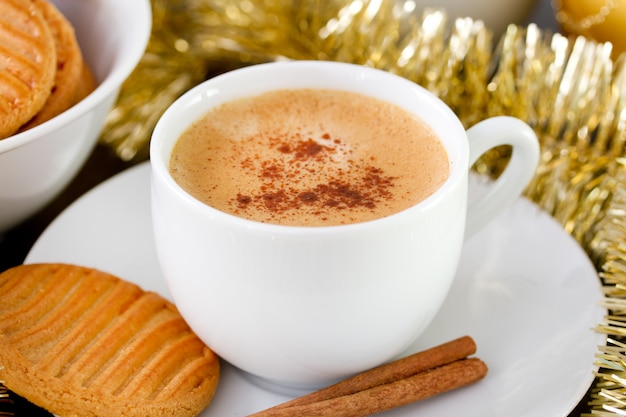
0,263,220,417
20,57,97,134
0,0,56,139
72,61,97,103
18,0,86,131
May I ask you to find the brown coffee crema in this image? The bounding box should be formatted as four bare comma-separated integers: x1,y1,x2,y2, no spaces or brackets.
169,89,449,226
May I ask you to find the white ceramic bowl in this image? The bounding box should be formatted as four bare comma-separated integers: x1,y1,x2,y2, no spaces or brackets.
0,0,151,233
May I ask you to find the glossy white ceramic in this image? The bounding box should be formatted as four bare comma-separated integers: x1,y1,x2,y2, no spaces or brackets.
25,163,605,417
149,61,539,388
0,0,151,233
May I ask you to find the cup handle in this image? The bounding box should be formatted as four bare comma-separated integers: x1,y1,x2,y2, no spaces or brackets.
464,116,540,238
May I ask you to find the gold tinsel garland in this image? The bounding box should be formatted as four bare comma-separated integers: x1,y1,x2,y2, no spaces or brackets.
89,0,626,415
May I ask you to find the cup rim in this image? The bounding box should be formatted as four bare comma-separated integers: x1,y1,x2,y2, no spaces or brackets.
0,0,152,154
151,60,469,233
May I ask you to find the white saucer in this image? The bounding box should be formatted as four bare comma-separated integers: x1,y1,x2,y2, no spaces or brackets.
26,162,606,417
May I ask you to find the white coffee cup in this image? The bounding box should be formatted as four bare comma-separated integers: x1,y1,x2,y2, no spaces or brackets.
150,60,539,390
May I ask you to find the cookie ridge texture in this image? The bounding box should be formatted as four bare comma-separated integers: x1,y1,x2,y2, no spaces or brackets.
0,263,220,417
18,0,87,131
0,0,56,138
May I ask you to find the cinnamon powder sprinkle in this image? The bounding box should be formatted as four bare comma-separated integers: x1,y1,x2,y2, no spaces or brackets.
232,132,396,220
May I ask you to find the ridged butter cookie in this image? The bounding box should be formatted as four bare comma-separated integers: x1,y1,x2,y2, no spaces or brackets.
72,61,96,104
0,263,220,417
18,0,86,131
0,0,56,138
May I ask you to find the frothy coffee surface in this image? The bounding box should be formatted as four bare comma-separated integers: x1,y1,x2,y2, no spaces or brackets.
170,89,449,226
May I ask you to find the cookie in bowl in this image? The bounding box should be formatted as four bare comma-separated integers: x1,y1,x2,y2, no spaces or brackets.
0,0,57,138
17,0,96,133
0,0,151,233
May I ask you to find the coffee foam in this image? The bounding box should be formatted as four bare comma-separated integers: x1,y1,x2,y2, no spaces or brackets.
170,89,449,226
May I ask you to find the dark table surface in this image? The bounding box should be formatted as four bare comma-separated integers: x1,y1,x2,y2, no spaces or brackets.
0,0,593,415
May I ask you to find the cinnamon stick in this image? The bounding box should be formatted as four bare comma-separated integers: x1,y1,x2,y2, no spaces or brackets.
262,335,476,412
248,358,488,417
247,336,483,417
